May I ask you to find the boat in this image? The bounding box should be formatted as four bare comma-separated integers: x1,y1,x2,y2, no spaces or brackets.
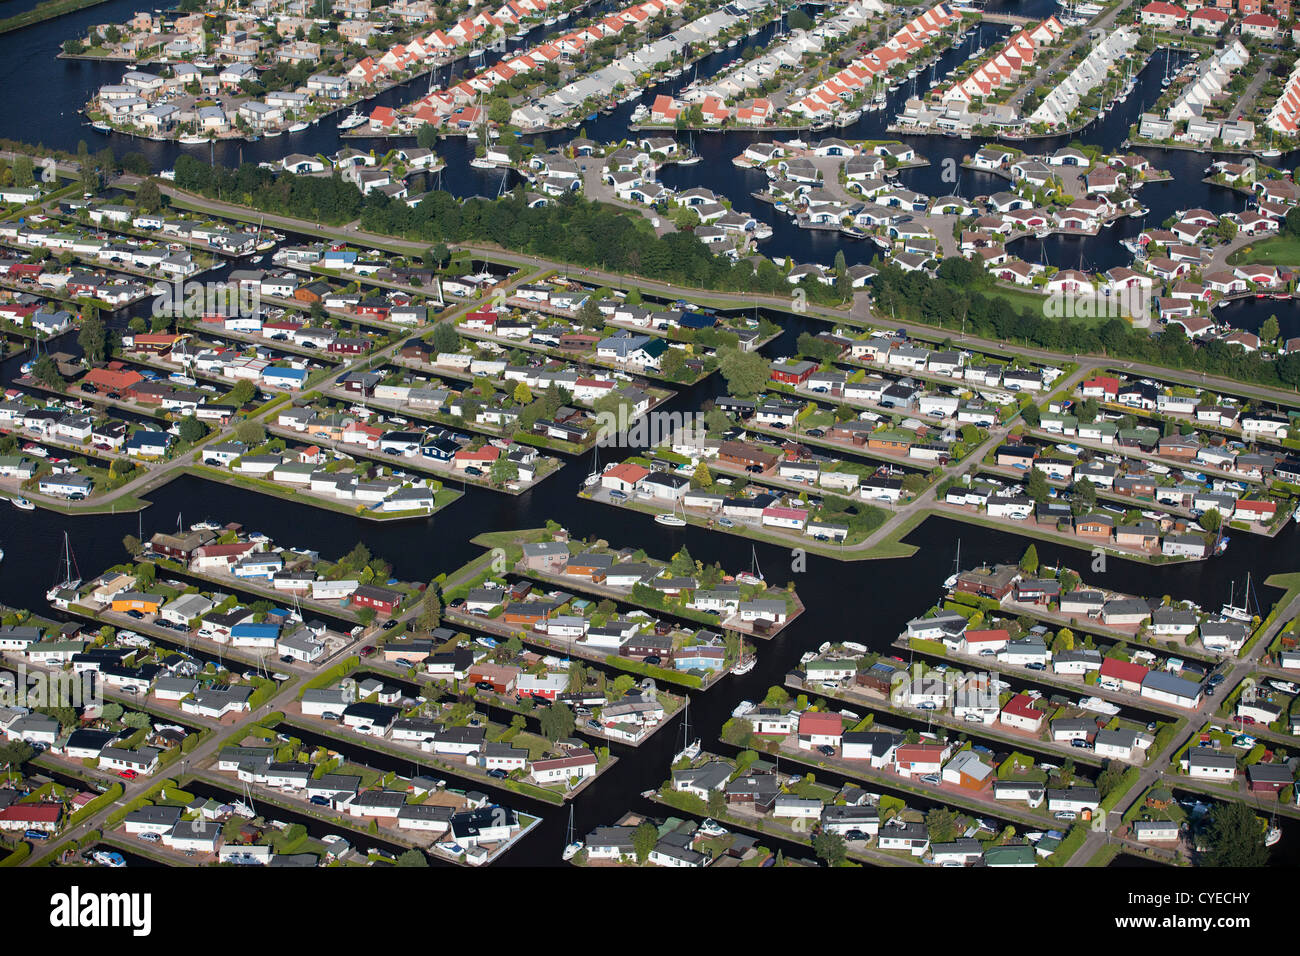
562,805,584,861
943,540,961,588
676,155,701,166
1220,573,1254,622
288,122,310,133
1266,826,1281,847
1260,148,1283,159
11,497,34,511
672,696,701,765
1078,696,1121,716
178,134,208,144
46,532,81,603
263,129,282,138
731,700,756,718
654,514,686,526
731,656,755,675
92,850,125,867
840,226,868,240
469,157,498,169
338,109,366,130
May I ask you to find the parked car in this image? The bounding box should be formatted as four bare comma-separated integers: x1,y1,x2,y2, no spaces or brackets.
487,769,508,779
817,744,835,756
919,773,941,785
1054,810,1077,821
118,769,138,780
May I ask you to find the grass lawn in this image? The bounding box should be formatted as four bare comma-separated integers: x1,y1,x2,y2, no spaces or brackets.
1227,236,1300,267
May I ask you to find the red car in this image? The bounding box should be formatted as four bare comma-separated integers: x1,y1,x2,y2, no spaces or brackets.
118,769,138,780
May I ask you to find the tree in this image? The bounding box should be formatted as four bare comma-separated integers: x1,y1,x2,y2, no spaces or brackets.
925,807,960,843
1201,507,1222,533
1052,627,1074,653
538,702,575,742
813,830,846,867
418,587,442,629
177,415,206,443
430,320,459,354
396,849,428,866
1020,543,1039,575
717,347,770,399
1020,402,1041,428
226,379,257,408
1026,466,1050,504
1071,477,1097,515
12,155,33,189
1201,802,1268,866
488,97,512,125
122,534,143,557
235,420,266,446
135,178,162,215
512,381,533,405
691,460,712,489
30,354,63,390
632,821,658,864
1261,314,1280,346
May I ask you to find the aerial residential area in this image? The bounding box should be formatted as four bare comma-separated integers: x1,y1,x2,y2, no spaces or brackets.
0,0,1295,924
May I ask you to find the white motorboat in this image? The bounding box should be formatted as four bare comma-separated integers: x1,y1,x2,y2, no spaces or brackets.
1077,696,1121,716
731,700,756,718
338,109,367,130
263,129,282,138
178,134,208,144
288,122,310,133
11,497,34,511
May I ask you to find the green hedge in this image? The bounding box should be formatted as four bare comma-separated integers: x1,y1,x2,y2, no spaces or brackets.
1045,824,1088,866
604,655,702,689
0,843,30,867
302,656,360,694
69,783,123,827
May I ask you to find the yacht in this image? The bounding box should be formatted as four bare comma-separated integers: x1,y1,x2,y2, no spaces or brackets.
654,514,686,526
1266,826,1281,847
46,532,80,604
677,153,701,166
1261,148,1283,159
562,805,584,861
178,133,208,144
263,129,282,138
288,121,310,133
92,851,125,867
731,700,757,718
11,497,34,511
338,109,367,130
1078,696,1121,716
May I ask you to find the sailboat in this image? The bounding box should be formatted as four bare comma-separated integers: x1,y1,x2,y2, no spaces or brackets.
10,497,34,511
672,696,701,765
736,545,764,585
1265,799,1281,847
943,540,962,588
584,443,603,487
1220,573,1254,622
46,532,81,604
562,804,584,861
654,496,686,526
1161,50,1172,88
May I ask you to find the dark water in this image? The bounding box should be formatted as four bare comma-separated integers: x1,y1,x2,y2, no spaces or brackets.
3,0,1300,865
